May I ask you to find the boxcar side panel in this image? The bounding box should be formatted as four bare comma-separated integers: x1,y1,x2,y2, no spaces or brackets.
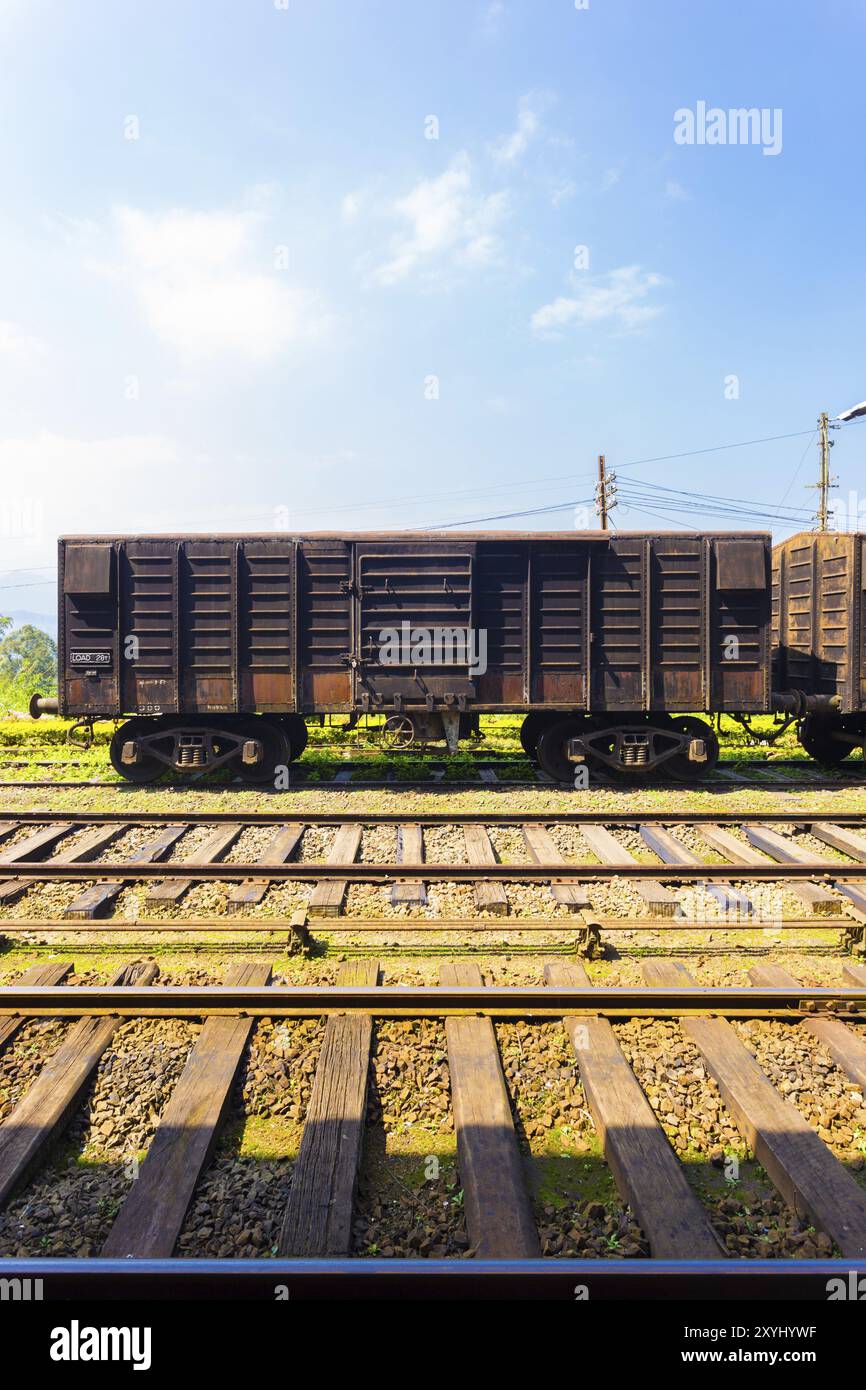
297,541,352,710
859,538,866,708
773,532,864,712
816,534,852,703
650,536,707,710
179,540,237,713
529,540,589,708
474,540,526,706
590,537,646,710
58,531,773,722
60,540,119,716
120,540,179,715
239,539,294,711
710,537,770,711
351,541,477,709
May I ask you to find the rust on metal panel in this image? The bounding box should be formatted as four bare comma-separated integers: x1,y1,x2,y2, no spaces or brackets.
529,540,588,707
590,538,645,710
772,530,863,713
239,539,294,711
63,544,113,595
119,539,180,714
650,537,706,710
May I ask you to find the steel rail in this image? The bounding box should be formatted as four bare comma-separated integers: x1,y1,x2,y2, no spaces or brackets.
1,858,863,881
0,1256,860,1300
2,983,864,1017
1,771,864,792
2,809,864,826
0,914,844,934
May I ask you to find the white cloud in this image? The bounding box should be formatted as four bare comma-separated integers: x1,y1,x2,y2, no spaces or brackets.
341,191,363,223
370,154,509,286
105,204,331,361
0,430,182,477
479,2,505,38
531,266,666,336
490,92,550,166
665,179,691,201
601,168,622,192
0,321,46,367
0,431,189,565
551,179,577,208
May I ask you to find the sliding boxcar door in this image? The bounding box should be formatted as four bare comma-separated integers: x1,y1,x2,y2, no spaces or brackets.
353,543,476,709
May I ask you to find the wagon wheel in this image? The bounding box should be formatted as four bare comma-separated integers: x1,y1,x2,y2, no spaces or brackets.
663,716,719,780
235,719,292,784
381,714,415,750
798,715,856,766
109,718,165,784
519,713,552,759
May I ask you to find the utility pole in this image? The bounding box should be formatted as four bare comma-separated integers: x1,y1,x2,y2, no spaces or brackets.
811,411,837,531
596,454,617,530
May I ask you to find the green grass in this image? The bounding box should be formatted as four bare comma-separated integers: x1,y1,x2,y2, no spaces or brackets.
0,710,818,776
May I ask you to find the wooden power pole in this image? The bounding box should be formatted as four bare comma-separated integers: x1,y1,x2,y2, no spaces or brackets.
596,454,616,530
813,411,836,531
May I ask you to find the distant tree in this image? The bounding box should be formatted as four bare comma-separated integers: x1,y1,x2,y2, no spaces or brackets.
0,624,57,690
0,616,11,641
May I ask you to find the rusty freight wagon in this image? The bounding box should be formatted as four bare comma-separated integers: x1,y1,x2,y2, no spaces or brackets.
36,530,772,782
772,531,866,763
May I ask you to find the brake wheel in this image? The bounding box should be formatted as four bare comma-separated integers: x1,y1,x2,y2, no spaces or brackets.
381,714,415,750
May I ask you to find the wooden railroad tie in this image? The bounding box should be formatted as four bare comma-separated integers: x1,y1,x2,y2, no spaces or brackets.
642,959,866,1259
228,824,305,911
64,825,186,920
463,825,508,916
0,961,158,1209
521,825,589,911
440,961,539,1258
146,824,243,905
101,961,271,1259
308,824,362,918
279,959,379,1257
390,824,427,907
545,959,723,1260
748,962,866,1092
580,823,679,917
0,961,73,1051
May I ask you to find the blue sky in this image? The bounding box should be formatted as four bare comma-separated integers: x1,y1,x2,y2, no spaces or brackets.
1,0,864,617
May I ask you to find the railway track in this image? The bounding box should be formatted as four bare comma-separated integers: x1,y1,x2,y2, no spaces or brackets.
1,959,865,1295
0,753,863,792
0,811,865,954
